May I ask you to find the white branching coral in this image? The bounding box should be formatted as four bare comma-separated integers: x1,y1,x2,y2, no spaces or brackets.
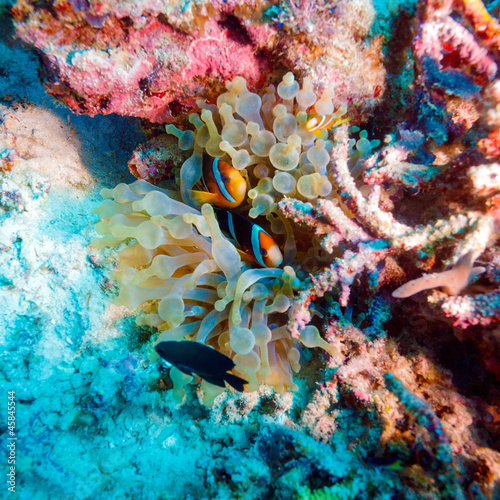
94,64,499,406
279,123,497,337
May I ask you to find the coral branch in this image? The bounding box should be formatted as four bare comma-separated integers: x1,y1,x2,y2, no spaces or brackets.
429,289,500,327
392,251,486,298
330,125,412,239
278,197,372,252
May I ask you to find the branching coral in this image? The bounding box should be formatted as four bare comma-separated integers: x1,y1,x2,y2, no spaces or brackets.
271,0,500,351
279,123,496,338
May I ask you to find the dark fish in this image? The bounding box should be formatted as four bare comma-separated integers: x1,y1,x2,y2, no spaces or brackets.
155,340,247,391
213,207,283,268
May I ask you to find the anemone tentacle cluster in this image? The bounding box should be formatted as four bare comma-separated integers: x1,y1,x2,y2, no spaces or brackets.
92,178,337,403
92,72,364,401
167,73,346,215
164,73,378,262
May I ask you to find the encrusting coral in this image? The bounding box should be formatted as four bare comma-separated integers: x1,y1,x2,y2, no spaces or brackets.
12,0,385,123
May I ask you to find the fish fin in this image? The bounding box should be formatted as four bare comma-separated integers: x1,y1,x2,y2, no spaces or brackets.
313,128,329,138
176,364,194,377
224,372,248,392
237,248,255,262
201,375,226,388
190,190,219,205
331,117,351,128
387,461,405,471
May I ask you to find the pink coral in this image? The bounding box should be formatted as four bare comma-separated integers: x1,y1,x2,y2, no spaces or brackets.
459,0,500,52
429,289,500,327
13,0,385,122
414,15,497,82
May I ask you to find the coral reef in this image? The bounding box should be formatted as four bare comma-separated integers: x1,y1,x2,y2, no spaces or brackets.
12,0,385,122
92,49,500,491
277,0,500,360
3,0,500,498
92,71,383,401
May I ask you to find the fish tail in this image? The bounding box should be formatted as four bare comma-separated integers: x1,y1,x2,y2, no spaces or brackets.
190,190,219,206
224,372,248,392
329,116,351,129
202,375,226,388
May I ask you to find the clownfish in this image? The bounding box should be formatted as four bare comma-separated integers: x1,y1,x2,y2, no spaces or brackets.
305,114,350,133
213,207,283,268
190,155,246,209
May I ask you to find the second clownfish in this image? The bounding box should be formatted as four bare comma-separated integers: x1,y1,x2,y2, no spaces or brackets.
191,155,246,209
305,114,350,134
213,207,283,268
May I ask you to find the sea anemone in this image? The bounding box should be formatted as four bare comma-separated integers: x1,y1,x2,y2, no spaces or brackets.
92,72,354,403
92,180,337,404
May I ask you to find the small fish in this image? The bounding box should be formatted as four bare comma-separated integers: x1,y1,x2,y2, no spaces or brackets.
155,341,248,391
365,456,404,470
191,155,246,209
213,207,283,268
305,114,350,133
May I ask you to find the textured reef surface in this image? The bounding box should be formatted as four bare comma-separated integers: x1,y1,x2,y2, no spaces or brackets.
1,0,500,499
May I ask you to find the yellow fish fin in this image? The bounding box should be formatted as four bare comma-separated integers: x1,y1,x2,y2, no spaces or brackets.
190,190,220,205
237,248,255,263
332,117,351,128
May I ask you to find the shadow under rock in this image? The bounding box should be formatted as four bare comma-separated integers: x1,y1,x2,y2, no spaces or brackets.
0,8,145,187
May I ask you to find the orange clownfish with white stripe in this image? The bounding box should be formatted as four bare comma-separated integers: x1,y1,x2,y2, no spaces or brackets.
213,207,283,268
190,155,246,209
305,114,350,134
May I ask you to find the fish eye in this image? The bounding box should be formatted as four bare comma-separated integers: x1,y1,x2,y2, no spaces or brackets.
260,248,268,257
222,175,230,183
